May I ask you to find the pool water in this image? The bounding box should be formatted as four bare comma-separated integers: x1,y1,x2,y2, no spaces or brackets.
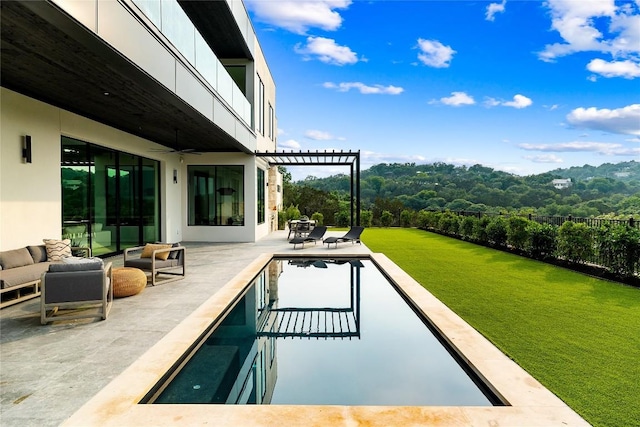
152,258,497,406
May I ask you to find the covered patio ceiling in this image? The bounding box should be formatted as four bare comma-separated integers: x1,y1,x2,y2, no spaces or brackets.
1,0,251,153
256,150,361,226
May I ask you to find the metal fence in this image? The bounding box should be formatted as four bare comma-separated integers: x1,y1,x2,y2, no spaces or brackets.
449,211,638,230
526,214,637,229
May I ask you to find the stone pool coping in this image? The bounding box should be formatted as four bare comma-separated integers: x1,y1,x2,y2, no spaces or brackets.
63,252,589,426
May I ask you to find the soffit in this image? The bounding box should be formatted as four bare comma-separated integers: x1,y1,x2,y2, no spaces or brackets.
0,1,249,154
178,0,253,60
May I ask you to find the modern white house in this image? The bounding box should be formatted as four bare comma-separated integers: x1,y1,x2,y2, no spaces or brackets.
551,178,572,190
1,0,281,256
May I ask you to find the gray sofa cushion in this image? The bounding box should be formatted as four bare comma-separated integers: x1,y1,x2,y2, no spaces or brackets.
0,248,35,270
124,258,179,270
48,257,103,272
28,245,48,263
169,242,181,260
0,262,51,288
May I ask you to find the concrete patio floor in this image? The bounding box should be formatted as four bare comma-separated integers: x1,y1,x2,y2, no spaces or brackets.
2,230,588,427
1,230,369,427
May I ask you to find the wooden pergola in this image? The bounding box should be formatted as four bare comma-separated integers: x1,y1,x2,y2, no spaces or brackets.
255,150,361,226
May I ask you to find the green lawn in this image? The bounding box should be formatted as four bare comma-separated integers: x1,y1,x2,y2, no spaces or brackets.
362,228,640,427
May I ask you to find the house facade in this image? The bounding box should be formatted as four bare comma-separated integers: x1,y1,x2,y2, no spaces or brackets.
1,0,281,256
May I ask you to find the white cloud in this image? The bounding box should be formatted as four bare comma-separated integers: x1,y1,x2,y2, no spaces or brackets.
278,139,301,150
484,94,533,109
304,130,344,141
362,151,427,163
519,141,640,156
294,37,358,65
416,39,456,68
523,154,564,164
566,104,640,135
246,0,351,34
440,91,475,107
323,82,404,95
587,58,640,79
486,0,507,21
503,94,533,109
538,0,640,74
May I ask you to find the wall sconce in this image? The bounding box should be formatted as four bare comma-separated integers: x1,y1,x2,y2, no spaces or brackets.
173,169,178,184
22,135,32,163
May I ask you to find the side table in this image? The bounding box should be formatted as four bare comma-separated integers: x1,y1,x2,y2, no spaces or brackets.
112,267,147,298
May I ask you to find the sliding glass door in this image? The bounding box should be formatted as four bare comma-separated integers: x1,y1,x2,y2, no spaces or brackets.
61,137,160,256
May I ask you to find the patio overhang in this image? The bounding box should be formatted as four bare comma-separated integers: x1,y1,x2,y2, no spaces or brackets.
255,151,361,226
0,0,250,153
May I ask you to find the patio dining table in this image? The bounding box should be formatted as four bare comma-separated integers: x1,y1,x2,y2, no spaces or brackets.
288,220,316,239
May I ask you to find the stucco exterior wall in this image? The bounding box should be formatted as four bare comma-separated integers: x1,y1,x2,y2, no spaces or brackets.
0,88,183,250
1,89,63,250
1,88,272,250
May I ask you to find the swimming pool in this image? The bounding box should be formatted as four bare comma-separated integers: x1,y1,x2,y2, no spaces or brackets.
65,251,587,426
147,257,500,406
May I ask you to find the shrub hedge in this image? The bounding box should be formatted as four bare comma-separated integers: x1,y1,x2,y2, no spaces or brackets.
413,210,640,282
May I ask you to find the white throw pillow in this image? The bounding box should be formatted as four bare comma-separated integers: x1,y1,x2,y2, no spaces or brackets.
43,238,72,261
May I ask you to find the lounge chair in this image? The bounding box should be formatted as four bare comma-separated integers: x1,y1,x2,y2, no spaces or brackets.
289,226,327,249
323,226,364,248
124,243,186,286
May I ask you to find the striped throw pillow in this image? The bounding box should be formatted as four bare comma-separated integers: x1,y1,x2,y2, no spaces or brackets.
43,239,72,261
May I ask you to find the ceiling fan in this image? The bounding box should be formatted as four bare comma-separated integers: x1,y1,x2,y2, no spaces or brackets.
149,147,202,155
149,129,203,155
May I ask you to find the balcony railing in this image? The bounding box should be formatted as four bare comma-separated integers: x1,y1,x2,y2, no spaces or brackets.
132,0,251,126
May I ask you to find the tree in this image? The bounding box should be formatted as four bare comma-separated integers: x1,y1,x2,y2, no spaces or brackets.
380,210,394,227
445,199,472,211
400,209,416,227
278,166,292,184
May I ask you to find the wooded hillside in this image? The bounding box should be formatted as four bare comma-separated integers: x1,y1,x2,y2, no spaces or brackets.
284,161,639,224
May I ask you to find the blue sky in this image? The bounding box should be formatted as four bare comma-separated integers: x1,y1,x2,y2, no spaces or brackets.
245,0,640,181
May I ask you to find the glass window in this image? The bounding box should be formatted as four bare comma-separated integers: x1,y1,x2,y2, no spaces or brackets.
268,103,274,140
188,165,244,226
257,168,265,225
258,76,264,135
226,65,246,94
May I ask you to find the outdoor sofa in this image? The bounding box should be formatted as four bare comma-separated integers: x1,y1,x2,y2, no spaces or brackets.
0,242,90,309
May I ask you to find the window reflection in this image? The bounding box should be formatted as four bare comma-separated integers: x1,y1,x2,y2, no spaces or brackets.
188,165,244,226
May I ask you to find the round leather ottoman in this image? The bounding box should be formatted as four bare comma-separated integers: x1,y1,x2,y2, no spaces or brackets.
112,267,147,298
